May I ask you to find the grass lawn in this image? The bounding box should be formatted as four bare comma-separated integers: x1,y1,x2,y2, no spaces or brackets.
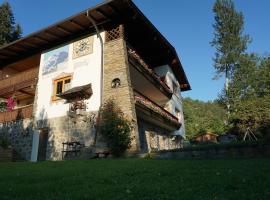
0,158,269,200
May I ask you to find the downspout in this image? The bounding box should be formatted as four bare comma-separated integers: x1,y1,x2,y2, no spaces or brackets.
86,10,104,146
86,10,104,105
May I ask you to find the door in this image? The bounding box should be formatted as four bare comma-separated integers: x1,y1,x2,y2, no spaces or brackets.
138,120,148,153
37,129,48,161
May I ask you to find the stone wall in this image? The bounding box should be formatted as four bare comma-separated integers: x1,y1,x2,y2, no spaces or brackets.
36,111,98,160
156,144,270,159
0,118,34,160
103,37,140,152
138,119,182,153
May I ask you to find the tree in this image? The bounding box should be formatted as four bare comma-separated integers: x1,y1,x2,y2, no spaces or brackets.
0,1,22,46
183,97,227,139
227,54,258,106
230,96,270,138
255,56,270,97
211,0,250,119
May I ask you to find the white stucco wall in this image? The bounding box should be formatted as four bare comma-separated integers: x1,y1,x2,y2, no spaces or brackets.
154,65,186,138
35,33,104,121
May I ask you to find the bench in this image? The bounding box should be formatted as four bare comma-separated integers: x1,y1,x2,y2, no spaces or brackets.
62,141,84,160
93,147,110,158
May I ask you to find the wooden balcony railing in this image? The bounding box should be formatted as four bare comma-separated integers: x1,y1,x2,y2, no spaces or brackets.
0,105,33,123
0,68,38,96
134,90,181,131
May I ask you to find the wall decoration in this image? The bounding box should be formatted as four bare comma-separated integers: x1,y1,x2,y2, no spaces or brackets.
42,45,69,75
73,36,93,59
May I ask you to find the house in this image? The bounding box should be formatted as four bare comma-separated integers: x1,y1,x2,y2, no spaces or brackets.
218,134,237,143
0,0,190,161
191,132,218,144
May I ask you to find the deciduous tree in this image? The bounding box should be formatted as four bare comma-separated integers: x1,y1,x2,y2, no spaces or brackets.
211,0,250,119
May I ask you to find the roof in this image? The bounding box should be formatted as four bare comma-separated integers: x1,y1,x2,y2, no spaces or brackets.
0,0,191,91
193,132,218,138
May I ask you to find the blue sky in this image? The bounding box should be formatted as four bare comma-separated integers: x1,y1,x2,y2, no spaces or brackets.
2,0,270,101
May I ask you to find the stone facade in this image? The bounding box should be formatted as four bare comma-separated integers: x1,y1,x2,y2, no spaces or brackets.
103,37,140,152
36,111,97,160
138,119,182,153
0,118,34,160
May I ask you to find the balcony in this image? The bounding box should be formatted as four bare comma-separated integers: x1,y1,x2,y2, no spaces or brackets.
134,91,181,131
0,68,38,99
0,105,33,123
127,46,173,106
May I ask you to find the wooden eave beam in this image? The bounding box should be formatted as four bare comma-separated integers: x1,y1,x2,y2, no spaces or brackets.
84,13,99,23
57,25,73,34
19,89,35,96
96,8,110,19
70,20,85,30
107,3,121,15
34,36,50,44
0,49,18,56
44,31,61,39
22,41,39,48
8,45,28,52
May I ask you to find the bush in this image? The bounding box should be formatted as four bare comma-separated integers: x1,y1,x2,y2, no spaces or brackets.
97,99,132,156
0,137,10,149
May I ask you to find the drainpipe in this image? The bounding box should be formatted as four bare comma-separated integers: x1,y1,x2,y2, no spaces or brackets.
86,10,104,106
86,10,104,146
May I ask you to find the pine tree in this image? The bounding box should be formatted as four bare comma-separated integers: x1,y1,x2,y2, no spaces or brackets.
211,0,250,121
0,2,22,46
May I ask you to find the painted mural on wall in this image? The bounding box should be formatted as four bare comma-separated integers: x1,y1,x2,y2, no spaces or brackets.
42,45,69,75
73,36,93,59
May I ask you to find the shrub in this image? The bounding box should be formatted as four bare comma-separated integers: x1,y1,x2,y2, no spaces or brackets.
97,99,132,156
0,137,10,149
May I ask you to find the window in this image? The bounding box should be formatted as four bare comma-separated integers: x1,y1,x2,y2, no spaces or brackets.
175,108,181,121
173,82,178,95
52,76,72,101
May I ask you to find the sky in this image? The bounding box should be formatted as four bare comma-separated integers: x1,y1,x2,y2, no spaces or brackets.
1,0,270,101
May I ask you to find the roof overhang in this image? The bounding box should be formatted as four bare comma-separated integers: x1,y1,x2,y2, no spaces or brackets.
0,0,190,91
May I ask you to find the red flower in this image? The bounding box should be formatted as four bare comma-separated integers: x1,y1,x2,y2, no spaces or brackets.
6,97,16,112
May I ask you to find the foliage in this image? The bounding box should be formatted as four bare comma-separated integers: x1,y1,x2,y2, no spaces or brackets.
211,0,270,140
97,99,132,156
255,56,270,97
183,97,227,139
211,0,250,80
211,0,250,126
221,55,270,137
230,96,270,137
160,139,270,153
0,96,16,112
0,137,10,149
0,1,22,46
0,159,270,199
0,101,7,112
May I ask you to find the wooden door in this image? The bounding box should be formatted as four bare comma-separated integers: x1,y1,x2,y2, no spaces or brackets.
37,129,48,161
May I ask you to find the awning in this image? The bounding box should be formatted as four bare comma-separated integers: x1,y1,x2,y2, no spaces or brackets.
57,84,92,100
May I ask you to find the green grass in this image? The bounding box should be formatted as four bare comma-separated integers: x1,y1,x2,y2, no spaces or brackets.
0,158,270,200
